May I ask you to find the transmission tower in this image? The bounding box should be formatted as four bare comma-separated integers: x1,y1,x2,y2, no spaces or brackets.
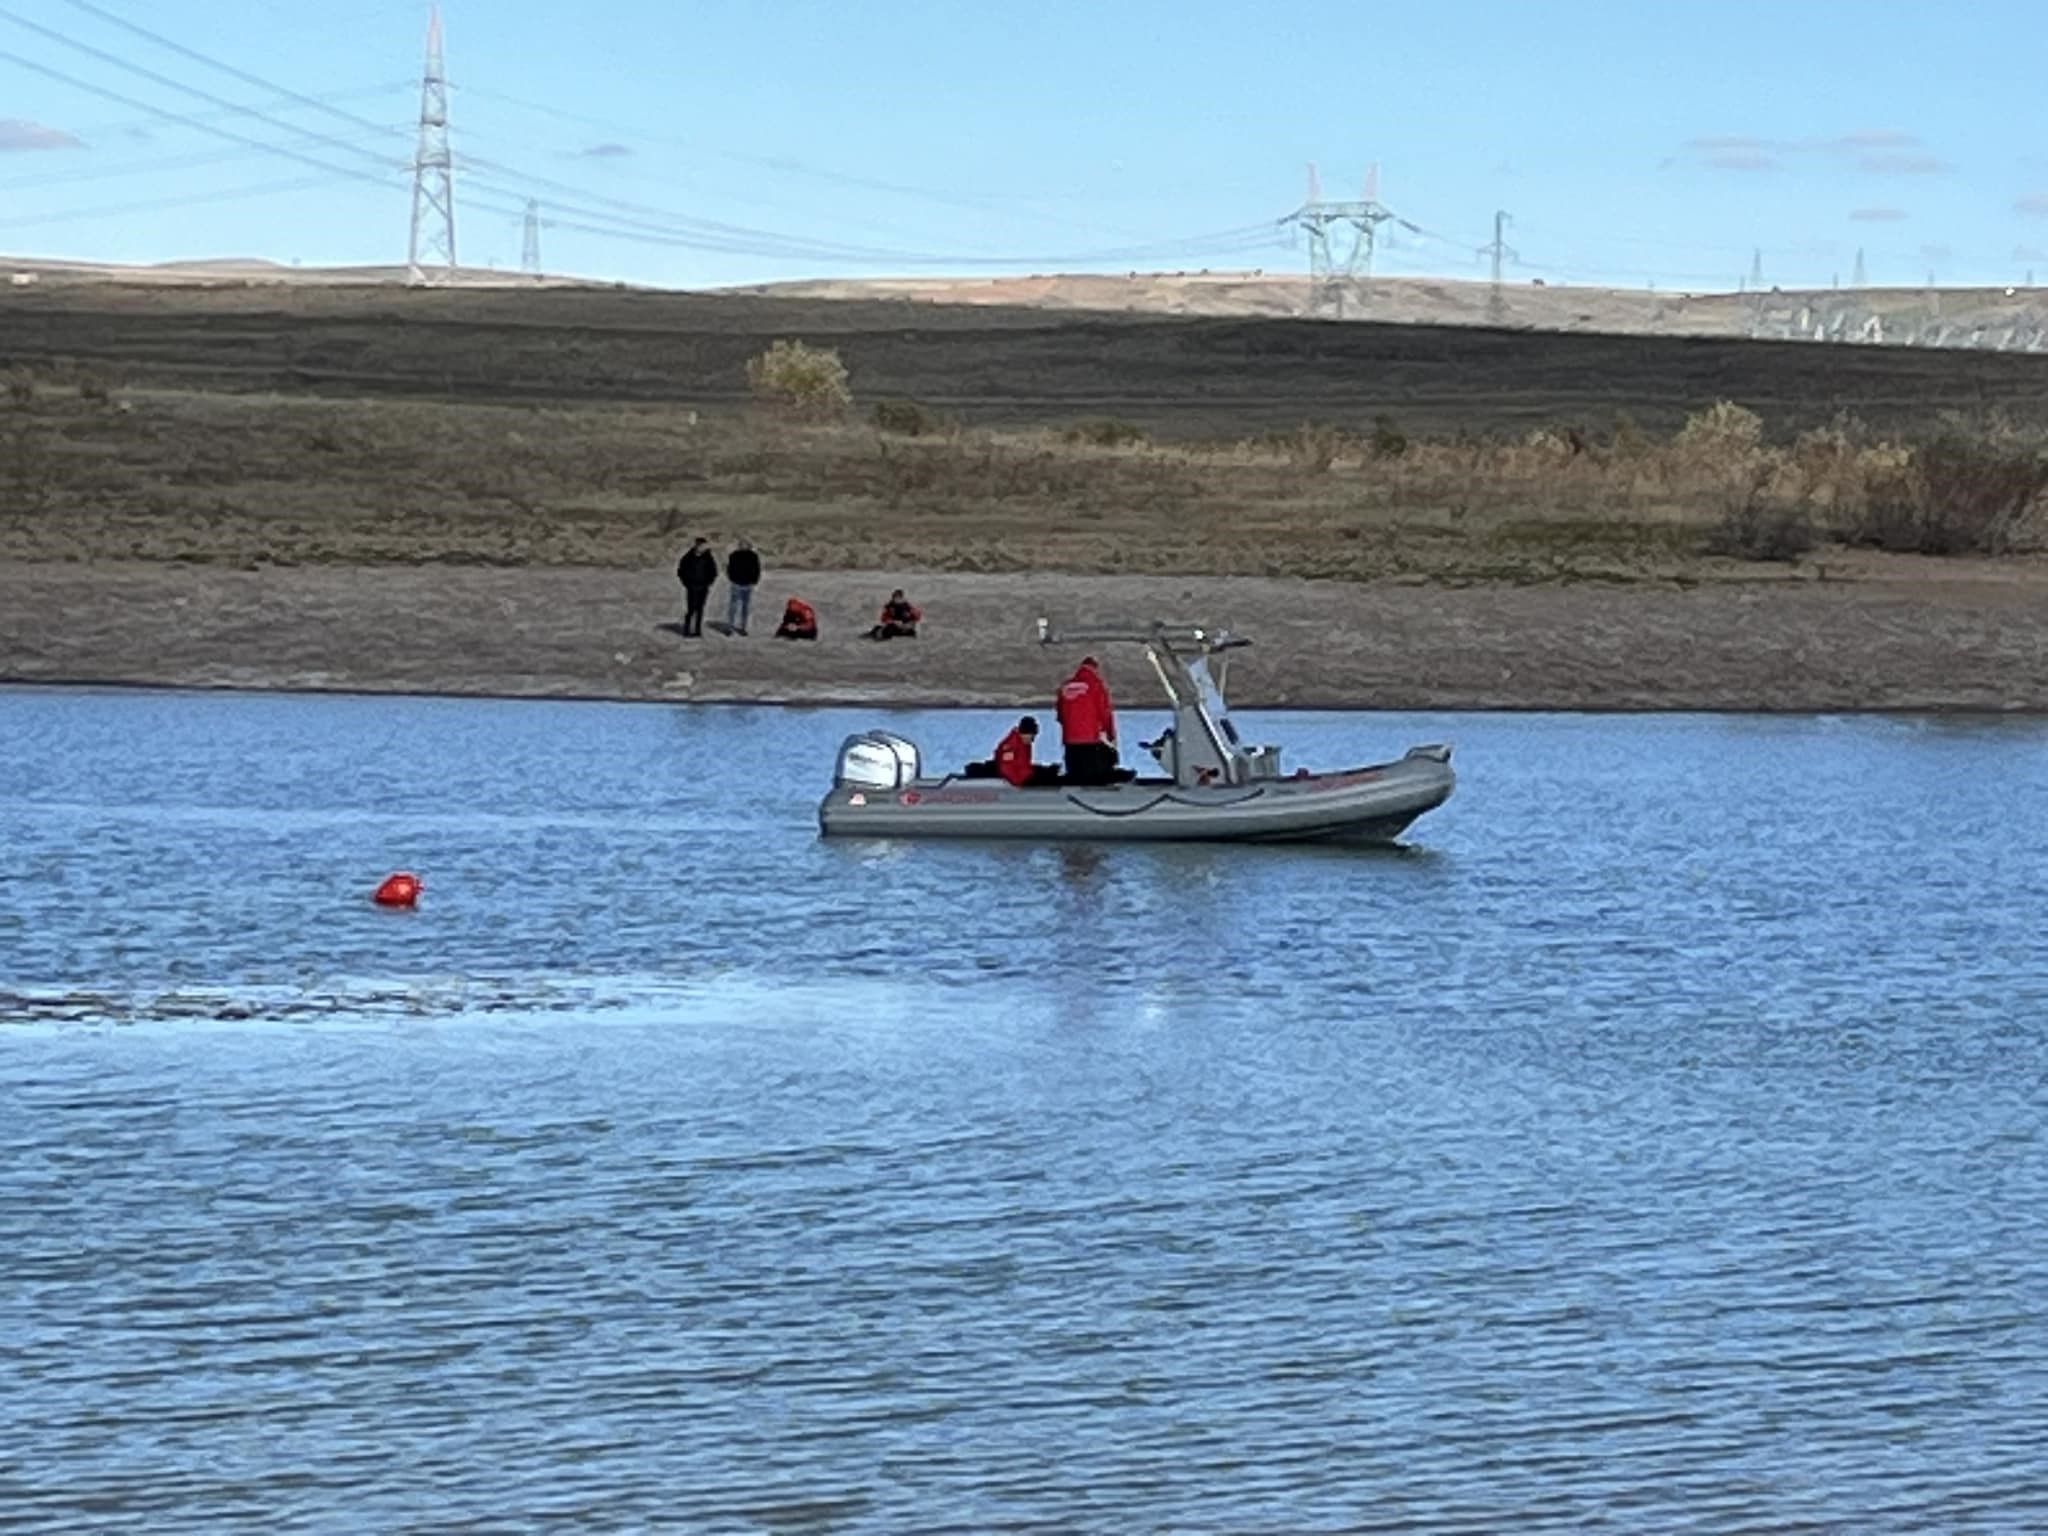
1852,247,1867,288
521,199,542,276
1747,248,1764,292
1477,210,1516,323
406,5,457,285
1283,163,1396,318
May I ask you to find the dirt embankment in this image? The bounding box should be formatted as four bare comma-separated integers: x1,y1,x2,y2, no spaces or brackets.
4,560,2043,713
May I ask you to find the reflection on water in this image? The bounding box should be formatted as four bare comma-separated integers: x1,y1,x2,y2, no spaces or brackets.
3,688,2048,1529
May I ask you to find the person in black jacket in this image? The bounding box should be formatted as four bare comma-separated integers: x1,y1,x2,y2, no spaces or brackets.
675,537,718,637
724,538,762,636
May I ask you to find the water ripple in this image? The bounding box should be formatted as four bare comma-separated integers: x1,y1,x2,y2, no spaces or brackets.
2,691,2047,1529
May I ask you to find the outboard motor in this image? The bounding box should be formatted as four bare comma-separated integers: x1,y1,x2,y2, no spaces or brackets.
834,730,923,790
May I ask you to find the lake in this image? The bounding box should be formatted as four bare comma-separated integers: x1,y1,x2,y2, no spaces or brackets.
3,686,2046,1531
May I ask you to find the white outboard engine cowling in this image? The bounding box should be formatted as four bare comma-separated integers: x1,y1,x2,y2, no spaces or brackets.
834,730,923,790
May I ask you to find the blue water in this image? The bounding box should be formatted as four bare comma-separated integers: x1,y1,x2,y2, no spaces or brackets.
3,686,2047,1530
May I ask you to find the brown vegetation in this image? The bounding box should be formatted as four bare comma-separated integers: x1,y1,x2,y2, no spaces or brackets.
1,370,2041,583
1,283,2045,591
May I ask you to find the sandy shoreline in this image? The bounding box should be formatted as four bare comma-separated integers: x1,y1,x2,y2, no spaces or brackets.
4,560,2046,713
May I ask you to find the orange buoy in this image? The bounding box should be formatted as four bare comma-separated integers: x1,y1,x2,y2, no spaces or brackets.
372,872,422,907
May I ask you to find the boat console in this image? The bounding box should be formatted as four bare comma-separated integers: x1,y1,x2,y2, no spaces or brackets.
1037,618,1281,789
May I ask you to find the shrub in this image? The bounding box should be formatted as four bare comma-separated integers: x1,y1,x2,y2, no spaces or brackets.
1367,414,1408,460
1062,418,1148,448
1675,399,1764,459
745,339,852,419
1251,421,1348,472
1609,413,1649,458
1704,490,1816,562
872,398,950,437
1846,433,2048,555
4,368,33,408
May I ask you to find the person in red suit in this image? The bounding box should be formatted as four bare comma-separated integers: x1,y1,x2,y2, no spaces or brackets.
992,716,1058,787
1056,657,1121,786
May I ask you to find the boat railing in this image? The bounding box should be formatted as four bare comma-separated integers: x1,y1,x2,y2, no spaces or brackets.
1035,618,1251,655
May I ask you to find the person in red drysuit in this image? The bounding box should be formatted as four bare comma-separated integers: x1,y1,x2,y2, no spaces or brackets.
992,716,1057,787
1056,656,1121,786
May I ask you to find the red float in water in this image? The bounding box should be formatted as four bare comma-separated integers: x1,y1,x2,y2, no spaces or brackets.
373,872,422,907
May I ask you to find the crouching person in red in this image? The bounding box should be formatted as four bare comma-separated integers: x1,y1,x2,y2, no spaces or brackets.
1056,656,1129,786
995,715,1059,787
868,589,921,641
775,597,818,639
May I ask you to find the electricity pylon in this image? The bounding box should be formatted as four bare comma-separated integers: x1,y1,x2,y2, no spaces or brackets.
1477,210,1516,323
406,5,456,285
521,199,542,276
1283,163,1396,318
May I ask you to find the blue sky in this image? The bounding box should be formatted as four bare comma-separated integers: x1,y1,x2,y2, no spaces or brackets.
2,0,2045,290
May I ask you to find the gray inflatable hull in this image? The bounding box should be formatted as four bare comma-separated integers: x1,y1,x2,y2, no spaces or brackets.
818,748,1454,844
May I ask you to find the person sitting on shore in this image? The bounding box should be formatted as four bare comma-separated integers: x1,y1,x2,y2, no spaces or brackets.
868,589,921,641
774,597,818,640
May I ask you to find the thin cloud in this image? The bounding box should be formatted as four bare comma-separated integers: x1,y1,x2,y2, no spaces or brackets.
1919,243,1953,263
2014,244,2048,262
1859,151,1949,176
1828,129,1919,150
1849,207,1908,223
0,118,83,152
1680,129,1945,177
1706,150,1779,172
2018,193,2048,218
577,142,632,160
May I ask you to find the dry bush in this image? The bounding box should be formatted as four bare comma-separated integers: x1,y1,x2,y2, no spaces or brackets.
1249,421,1352,472
872,399,952,437
1675,400,1765,462
1844,433,2048,555
1368,414,1408,460
1062,418,1148,448
1703,472,1816,562
1609,414,1651,459
745,339,852,419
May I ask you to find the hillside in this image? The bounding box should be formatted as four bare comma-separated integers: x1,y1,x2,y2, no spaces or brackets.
6,279,2048,439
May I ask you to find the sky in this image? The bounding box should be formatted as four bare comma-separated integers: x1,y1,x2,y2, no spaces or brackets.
2,0,2046,292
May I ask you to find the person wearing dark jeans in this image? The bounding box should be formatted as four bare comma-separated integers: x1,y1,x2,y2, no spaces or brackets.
676,536,718,637
724,539,762,635
1063,741,1121,786
1056,655,1126,785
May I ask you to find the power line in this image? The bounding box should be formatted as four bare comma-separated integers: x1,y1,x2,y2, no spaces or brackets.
0,126,400,194
0,6,407,176
55,0,411,144
62,78,413,143
0,170,360,230
452,81,1157,242
3,7,1285,272
0,43,404,193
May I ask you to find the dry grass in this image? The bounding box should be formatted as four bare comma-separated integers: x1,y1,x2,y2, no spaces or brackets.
1,377,2043,582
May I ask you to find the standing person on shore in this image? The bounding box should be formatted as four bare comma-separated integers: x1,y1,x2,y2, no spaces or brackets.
724,538,762,636
1056,656,1120,785
675,537,718,638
